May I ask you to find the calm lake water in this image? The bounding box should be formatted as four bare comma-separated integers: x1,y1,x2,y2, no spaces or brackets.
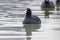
0,0,60,40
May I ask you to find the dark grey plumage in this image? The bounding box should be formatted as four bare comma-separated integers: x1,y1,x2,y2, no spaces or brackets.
41,0,55,8
56,0,60,6
23,8,41,24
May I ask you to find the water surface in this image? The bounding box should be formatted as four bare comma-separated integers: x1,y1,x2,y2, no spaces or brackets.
0,0,60,40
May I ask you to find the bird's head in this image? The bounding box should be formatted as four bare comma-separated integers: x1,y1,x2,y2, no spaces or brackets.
26,8,32,18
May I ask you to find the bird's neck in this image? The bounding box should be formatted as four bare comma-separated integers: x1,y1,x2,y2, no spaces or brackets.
45,0,49,4
26,13,32,18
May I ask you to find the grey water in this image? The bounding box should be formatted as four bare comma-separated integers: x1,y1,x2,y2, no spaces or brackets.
0,0,60,40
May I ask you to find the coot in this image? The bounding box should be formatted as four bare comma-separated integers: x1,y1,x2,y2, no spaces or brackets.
41,0,55,8
23,8,41,24
56,0,60,6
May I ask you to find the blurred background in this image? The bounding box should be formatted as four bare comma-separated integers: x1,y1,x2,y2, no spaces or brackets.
0,0,60,40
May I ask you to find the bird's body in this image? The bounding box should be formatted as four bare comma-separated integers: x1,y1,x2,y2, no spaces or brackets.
23,15,41,24
41,0,55,8
23,8,41,24
56,0,60,3
56,0,60,6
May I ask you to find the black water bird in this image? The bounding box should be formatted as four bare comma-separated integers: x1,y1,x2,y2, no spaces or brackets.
41,0,55,9
56,0,60,6
23,8,41,24
56,0,60,4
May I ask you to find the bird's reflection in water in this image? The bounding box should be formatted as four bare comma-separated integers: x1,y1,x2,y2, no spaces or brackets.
23,24,41,36
23,24,41,40
41,7,54,18
41,7,54,11
44,8,50,18
56,7,60,11
26,37,31,40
